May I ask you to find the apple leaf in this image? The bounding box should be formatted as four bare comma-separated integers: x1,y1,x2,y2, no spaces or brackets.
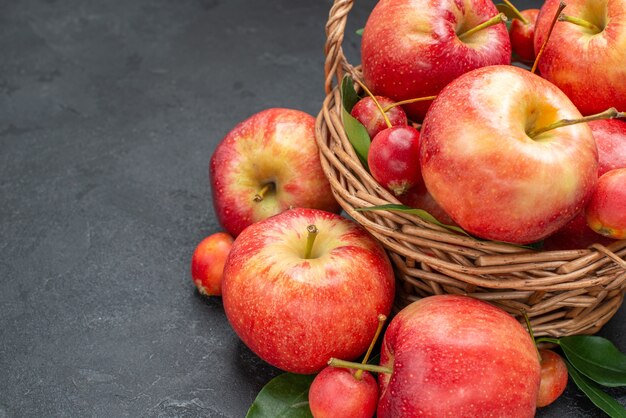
355,204,470,236
559,335,626,387
565,360,626,418
341,74,370,167
341,73,361,112
356,28,364,36
246,373,315,418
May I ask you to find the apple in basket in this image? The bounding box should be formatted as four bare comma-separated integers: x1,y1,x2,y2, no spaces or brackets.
419,65,598,245
209,108,340,237
586,168,626,240
543,119,626,250
221,208,395,374
534,0,626,115
376,295,541,417
361,0,511,121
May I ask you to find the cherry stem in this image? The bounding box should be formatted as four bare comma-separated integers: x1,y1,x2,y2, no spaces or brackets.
304,224,318,259
502,0,529,25
532,1,566,74
354,78,392,129
457,13,507,41
521,309,542,363
328,358,393,375
527,107,625,138
559,14,601,33
355,314,387,380
382,96,437,113
253,183,273,202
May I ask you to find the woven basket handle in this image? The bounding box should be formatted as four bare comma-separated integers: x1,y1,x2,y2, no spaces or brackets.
324,0,357,94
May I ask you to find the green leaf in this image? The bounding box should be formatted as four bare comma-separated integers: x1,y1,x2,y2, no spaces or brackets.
355,204,470,236
565,360,626,418
246,373,315,418
356,28,364,36
341,74,361,112
341,75,370,167
560,335,626,387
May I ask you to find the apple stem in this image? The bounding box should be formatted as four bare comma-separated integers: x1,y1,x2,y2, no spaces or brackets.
355,314,387,380
558,14,601,33
457,13,507,41
253,183,274,202
527,107,625,138
328,358,393,375
521,309,542,363
303,224,318,259
532,1,566,74
382,96,437,113
354,78,392,129
502,0,529,25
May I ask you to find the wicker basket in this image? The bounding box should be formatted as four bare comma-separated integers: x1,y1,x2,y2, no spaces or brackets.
315,0,626,337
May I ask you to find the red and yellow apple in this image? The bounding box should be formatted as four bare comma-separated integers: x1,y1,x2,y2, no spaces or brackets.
377,295,541,417
590,119,626,176
534,0,626,115
544,119,626,250
361,0,511,121
209,108,340,237
419,65,598,244
221,208,396,374
585,168,626,239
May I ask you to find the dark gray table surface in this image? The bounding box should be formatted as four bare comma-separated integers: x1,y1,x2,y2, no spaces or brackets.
1,0,624,416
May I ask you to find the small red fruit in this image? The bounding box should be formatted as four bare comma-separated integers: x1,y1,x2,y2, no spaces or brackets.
350,96,408,139
585,168,626,239
309,367,378,418
537,349,568,407
368,125,421,196
510,9,540,63
190,232,234,296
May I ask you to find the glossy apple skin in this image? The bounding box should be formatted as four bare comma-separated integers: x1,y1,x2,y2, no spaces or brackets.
309,367,378,418
398,180,456,227
221,208,396,374
510,9,539,63
209,108,340,237
543,119,626,250
420,65,598,244
368,125,421,196
590,119,626,176
190,232,234,296
537,349,568,408
585,168,626,239
377,295,541,418
534,0,626,115
361,0,511,122
350,96,408,140
542,211,615,250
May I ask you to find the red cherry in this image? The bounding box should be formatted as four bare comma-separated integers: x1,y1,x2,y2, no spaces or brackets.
351,96,408,139
309,366,378,418
190,232,234,296
537,349,568,407
368,125,421,196
510,9,540,63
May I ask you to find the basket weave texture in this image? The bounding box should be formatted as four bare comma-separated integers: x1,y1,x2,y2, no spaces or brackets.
315,0,626,337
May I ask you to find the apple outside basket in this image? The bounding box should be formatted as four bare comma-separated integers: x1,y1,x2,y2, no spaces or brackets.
315,0,626,337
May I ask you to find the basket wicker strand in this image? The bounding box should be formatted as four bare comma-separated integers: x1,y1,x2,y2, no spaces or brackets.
315,0,626,337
